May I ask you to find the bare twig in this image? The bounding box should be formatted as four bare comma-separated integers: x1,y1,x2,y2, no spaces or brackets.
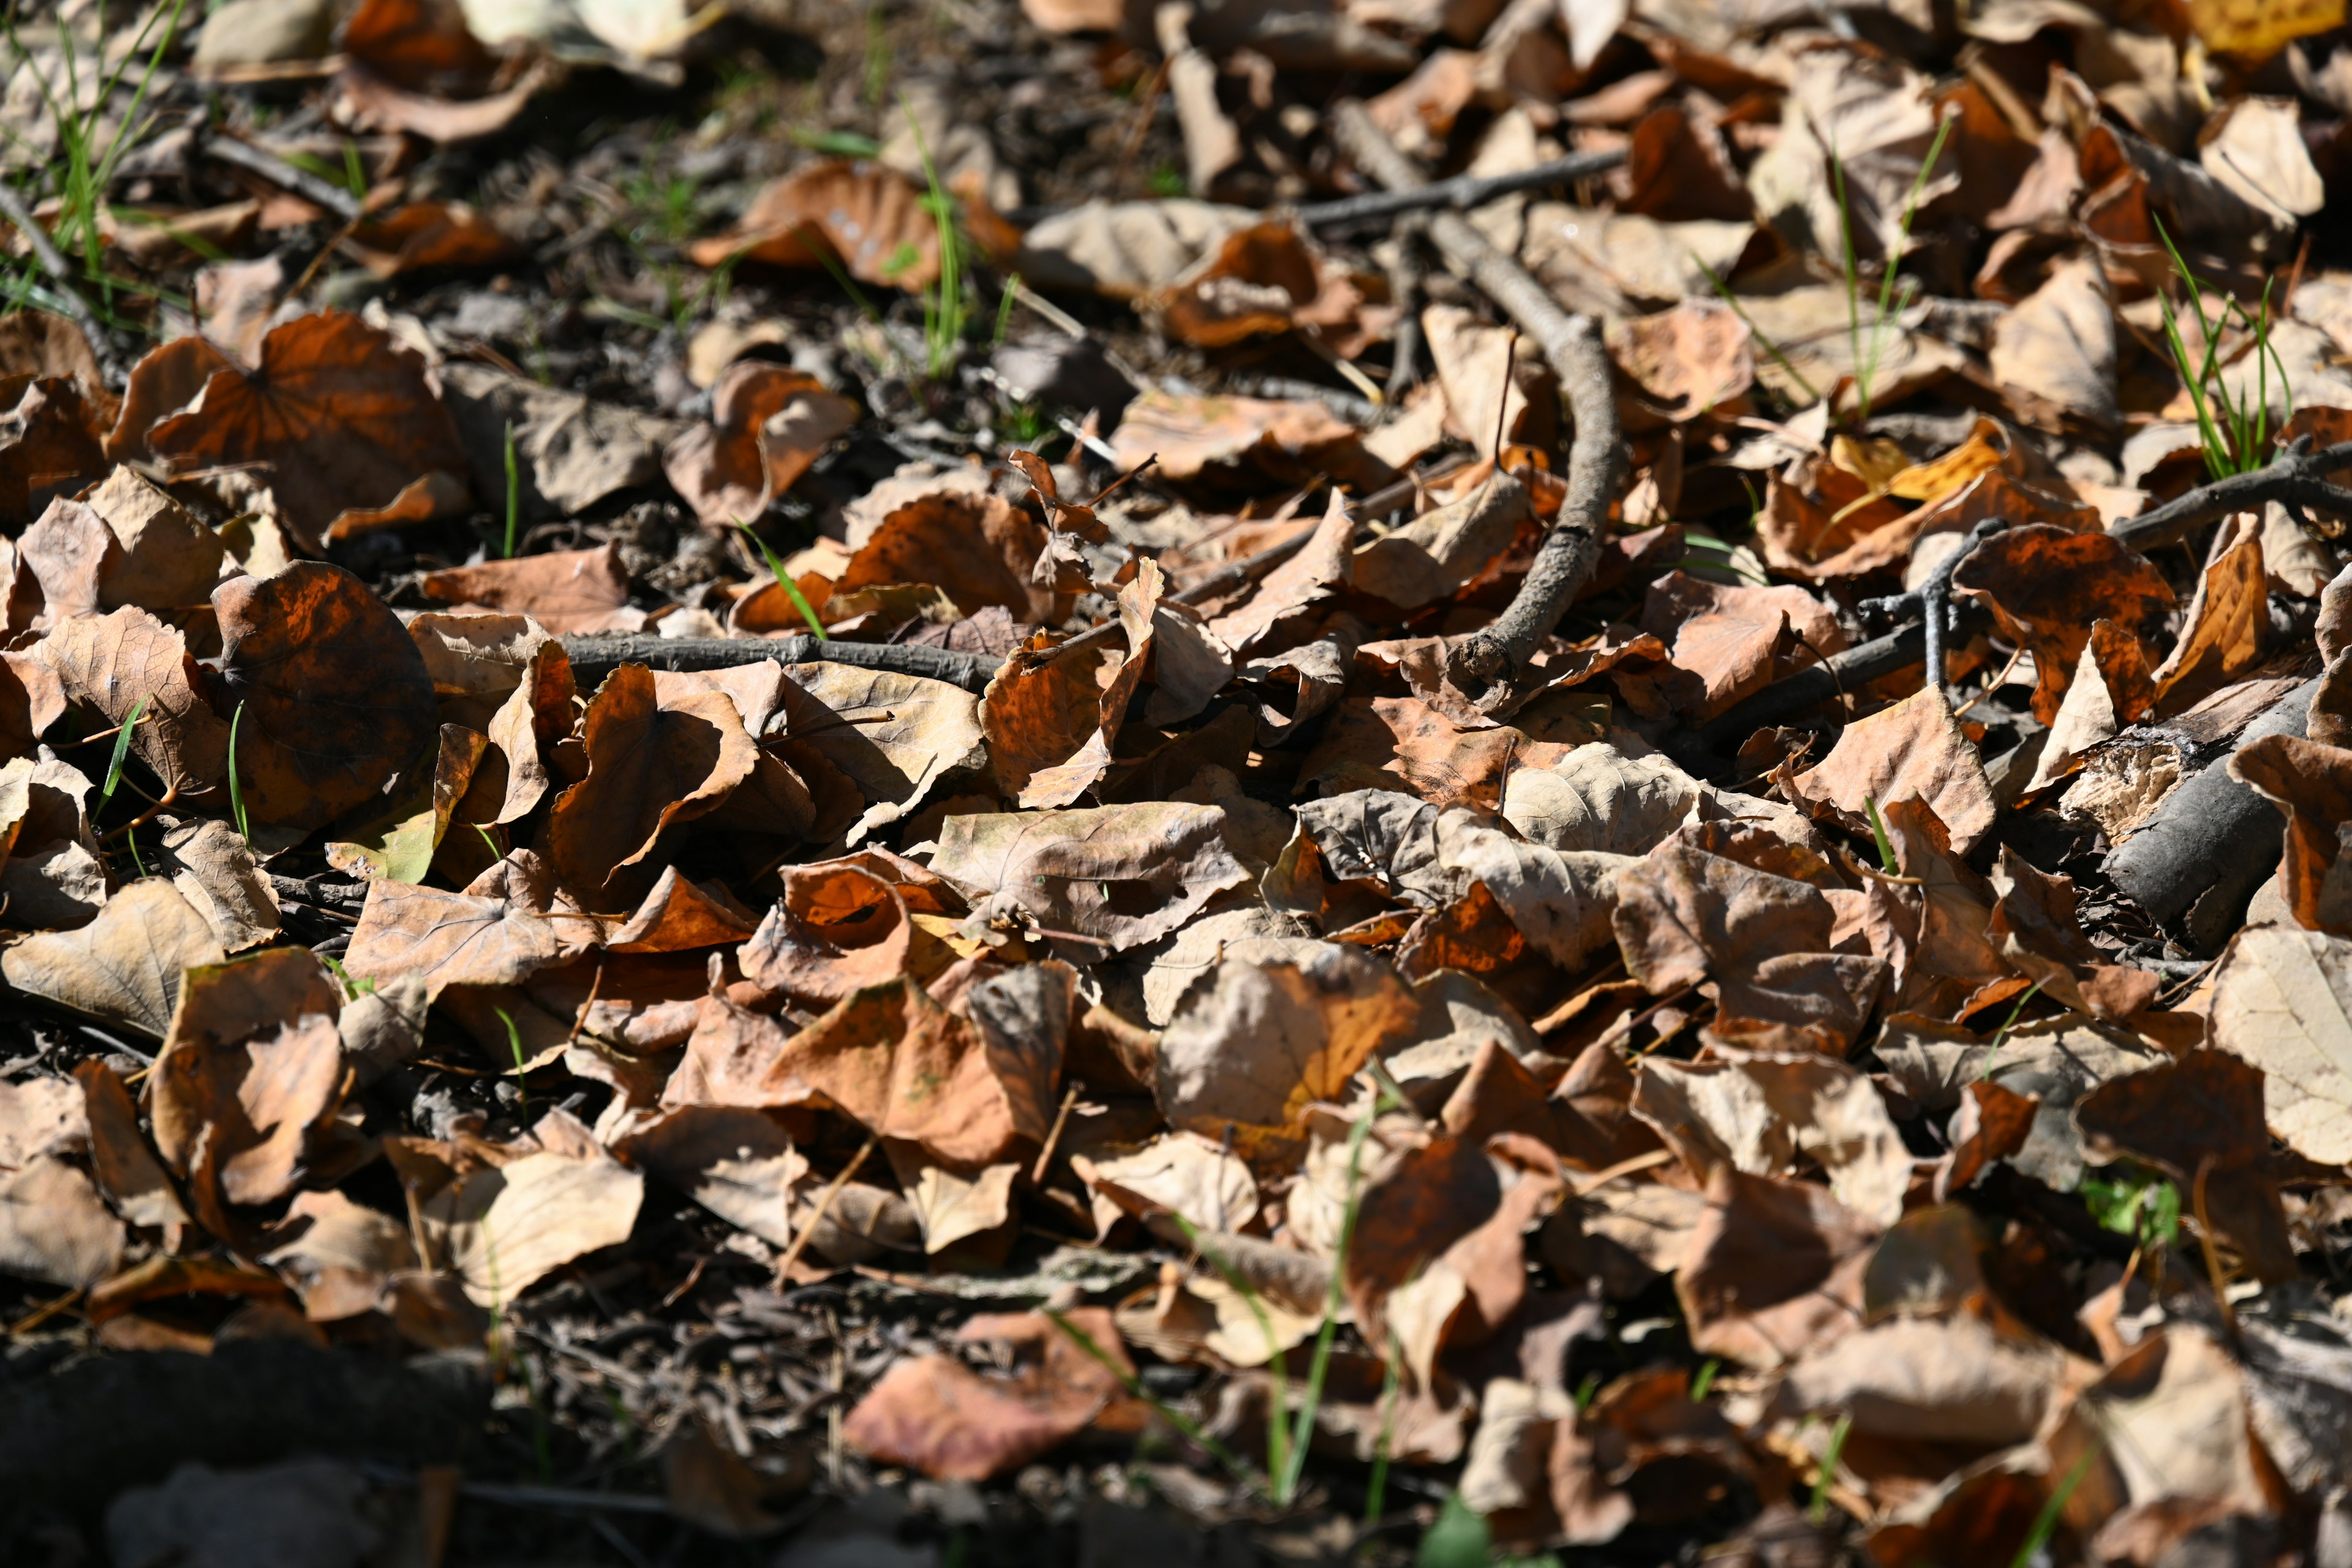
203,134,363,223
560,633,1001,695
1294,147,1627,230
775,1134,878,1282
1324,102,1625,706
2109,435,2352,553
1697,620,1932,750
0,181,119,385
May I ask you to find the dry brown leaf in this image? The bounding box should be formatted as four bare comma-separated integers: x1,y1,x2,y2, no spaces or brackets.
1952,526,2176,723
663,360,858,529
1109,389,1384,489
930,802,1251,954
688,161,941,288
1792,687,1998,857
1623,573,1845,723
0,879,226,1039
1988,849,2163,1021
0,378,107,528
547,663,758,897
2151,514,2267,715
1156,945,1420,1163
2232,734,2352,933
843,1308,1134,1481
1638,1047,1912,1226
1611,842,1885,1053
669,978,1057,1167
0,1158,125,1288
439,363,679,520
2209,924,2352,1163
982,567,1159,809
344,858,572,994
426,1120,644,1307
37,606,231,801
616,1104,808,1250
417,545,644,635
20,468,225,621
1676,1167,1875,1370
345,200,517,278
152,1005,344,1209
737,859,912,1006
836,488,1060,624
145,311,472,551
214,562,442,832
772,662,986,843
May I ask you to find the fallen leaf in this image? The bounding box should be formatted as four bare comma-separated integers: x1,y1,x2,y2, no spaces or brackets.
144,311,472,551
689,160,941,288
1676,1167,1875,1369
343,858,573,994
2209,924,2352,1163
1953,526,2176,722
345,200,517,278
617,1104,808,1250
1109,388,1383,489
213,562,443,832
737,859,913,1006
0,1158,125,1288
662,360,858,529
843,1308,1134,1480
418,544,644,635
0,879,226,1039
1156,944,1421,1162
772,662,986,843
669,978,1057,1167
547,663,758,897
428,1123,644,1307
0,378,106,527
1632,1050,1912,1227
839,488,1061,624
37,606,231,801
1792,687,1999,856
1612,842,1885,1052
2151,514,2267,715
930,802,1251,954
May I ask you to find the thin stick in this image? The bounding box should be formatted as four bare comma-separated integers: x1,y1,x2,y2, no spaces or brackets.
0,179,118,383
203,134,363,222
1293,148,1627,229
1030,1081,1084,1186
775,1134,878,1282
565,963,606,1049
1325,102,1624,703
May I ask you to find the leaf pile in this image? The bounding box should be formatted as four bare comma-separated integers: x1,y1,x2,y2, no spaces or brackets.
17,0,2352,1561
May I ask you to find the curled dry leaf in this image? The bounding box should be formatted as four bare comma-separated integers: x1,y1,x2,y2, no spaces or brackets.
417,544,644,635
1791,686,1998,857
774,662,986,843
1156,944,1421,1163
0,379,107,528
547,663,758,897
663,360,858,530
688,161,941,288
0,879,227,1040
1676,1167,1875,1370
0,1159,125,1288
213,562,443,833
152,1000,344,1210
843,1308,1134,1482
737,860,912,1006
931,802,1251,954
1952,526,2175,723
836,488,1060,625
144,312,472,551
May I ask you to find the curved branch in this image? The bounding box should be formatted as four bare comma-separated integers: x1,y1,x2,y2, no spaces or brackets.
560,634,1003,695
1324,100,1625,706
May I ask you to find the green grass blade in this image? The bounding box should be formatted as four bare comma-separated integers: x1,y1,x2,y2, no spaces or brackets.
1694,254,1820,405
496,1006,529,1114
1173,1213,1292,1487
99,695,146,809
736,522,827,639
227,698,250,843
1809,1412,1853,1522
1278,1101,1380,1504
1042,1308,1263,1488
1862,794,1898,874
2008,1441,2103,1568
502,421,520,557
